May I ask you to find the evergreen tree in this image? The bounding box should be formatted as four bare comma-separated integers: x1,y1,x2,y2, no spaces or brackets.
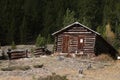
46,34,51,44
7,18,16,44
63,8,76,27
20,16,27,44
115,25,120,40
97,26,106,39
36,34,46,47
0,0,120,46
11,41,16,49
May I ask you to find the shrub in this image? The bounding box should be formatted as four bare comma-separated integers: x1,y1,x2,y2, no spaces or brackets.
113,39,120,50
1,66,31,71
96,54,113,61
11,41,16,49
31,48,35,57
1,67,15,71
38,73,68,80
36,34,46,47
33,64,43,68
17,66,31,71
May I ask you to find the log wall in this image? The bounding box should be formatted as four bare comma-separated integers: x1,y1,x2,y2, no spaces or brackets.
55,24,96,57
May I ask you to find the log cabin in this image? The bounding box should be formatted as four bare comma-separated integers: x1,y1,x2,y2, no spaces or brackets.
52,22,118,59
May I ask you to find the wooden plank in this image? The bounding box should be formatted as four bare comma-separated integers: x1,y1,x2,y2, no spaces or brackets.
84,44,94,46
62,36,69,53
64,32,92,34
84,41,94,43
84,46,94,48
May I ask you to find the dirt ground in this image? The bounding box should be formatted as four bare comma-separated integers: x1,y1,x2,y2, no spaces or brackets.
0,56,120,80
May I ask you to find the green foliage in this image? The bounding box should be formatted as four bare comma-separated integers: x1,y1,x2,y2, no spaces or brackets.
97,26,106,39
36,34,46,47
115,25,120,40
63,8,76,27
31,48,35,57
113,39,120,50
11,41,16,49
0,0,120,45
20,16,28,44
46,34,51,44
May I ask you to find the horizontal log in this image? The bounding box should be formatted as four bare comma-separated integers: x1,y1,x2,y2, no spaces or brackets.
85,36,95,38
84,41,94,43
84,40,95,42
84,48,94,50
85,37,95,40
84,46,94,48
69,44,78,46
84,44,94,46
57,43,62,46
68,30,88,32
83,50,94,52
64,32,92,34
57,48,62,50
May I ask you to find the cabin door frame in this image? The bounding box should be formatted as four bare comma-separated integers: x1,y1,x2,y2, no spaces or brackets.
78,36,84,51
62,35,69,53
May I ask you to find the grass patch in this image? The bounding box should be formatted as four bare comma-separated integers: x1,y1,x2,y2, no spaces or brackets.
33,64,43,68
96,54,113,61
38,73,68,80
17,66,31,71
1,67,15,71
1,65,31,71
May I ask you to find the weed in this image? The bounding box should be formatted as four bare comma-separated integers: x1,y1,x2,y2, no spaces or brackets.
33,64,43,68
1,65,31,71
38,73,68,80
17,66,31,71
1,67,15,71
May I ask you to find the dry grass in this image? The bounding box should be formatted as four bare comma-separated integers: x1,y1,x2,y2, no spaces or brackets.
33,64,44,68
1,65,31,71
1,67,15,71
0,76,32,80
0,56,120,80
95,54,113,61
38,73,68,80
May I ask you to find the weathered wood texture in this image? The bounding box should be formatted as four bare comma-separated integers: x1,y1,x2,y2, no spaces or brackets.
53,22,118,58
33,48,45,57
55,24,96,57
7,50,28,59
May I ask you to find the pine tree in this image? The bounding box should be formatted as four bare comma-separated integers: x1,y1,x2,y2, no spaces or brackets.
97,26,106,39
20,16,27,44
46,34,51,44
36,34,46,47
63,8,76,27
115,25,120,40
7,18,16,44
11,41,16,49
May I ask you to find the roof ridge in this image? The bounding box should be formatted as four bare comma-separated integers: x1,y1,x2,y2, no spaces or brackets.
52,22,100,35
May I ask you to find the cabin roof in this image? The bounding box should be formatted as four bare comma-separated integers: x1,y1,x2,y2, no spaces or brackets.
52,22,100,36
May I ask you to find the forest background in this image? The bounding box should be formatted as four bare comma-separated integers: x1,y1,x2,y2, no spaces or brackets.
0,0,120,49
